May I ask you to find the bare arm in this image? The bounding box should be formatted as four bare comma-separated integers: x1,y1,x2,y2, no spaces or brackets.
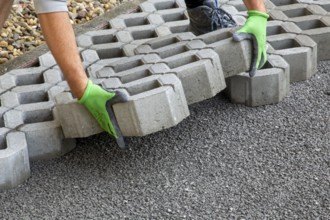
243,0,266,12
38,12,88,99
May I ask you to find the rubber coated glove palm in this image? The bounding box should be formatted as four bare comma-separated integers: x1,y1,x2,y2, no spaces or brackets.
78,80,127,148
233,10,269,77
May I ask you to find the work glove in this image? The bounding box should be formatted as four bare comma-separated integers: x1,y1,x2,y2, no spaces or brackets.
78,80,128,149
232,10,269,77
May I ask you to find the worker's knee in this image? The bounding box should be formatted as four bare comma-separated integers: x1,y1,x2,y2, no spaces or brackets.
33,0,68,14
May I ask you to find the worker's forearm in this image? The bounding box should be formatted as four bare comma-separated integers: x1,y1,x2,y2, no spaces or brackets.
243,0,266,12
0,0,14,31
38,12,88,99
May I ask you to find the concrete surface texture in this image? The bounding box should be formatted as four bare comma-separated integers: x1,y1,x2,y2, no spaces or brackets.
0,0,329,211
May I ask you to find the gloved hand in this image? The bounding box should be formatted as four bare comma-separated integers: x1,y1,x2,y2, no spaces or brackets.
232,10,269,77
78,80,128,148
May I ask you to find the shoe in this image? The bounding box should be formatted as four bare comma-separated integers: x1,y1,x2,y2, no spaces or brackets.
187,0,236,35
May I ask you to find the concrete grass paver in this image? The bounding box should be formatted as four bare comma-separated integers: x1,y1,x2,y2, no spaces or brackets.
0,60,329,219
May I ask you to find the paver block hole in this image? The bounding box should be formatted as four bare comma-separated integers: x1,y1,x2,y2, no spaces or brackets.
170,25,189,33
126,80,161,95
113,60,144,73
267,25,287,36
283,8,312,18
15,73,44,86
296,19,327,30
272,0,298,6
23,109,53,124
121,69,153,83
124,16,150,27
92,34,118,44
269,38,300,50
96,48,124,59
19,91,49,105
202,31,232,44
167,55,198,68
0,136,7,150
162,12,187,22
154,2,178,10
320,4,330,12
160,45,188,58
0,118,4,128
260,61,274,70
150,37,180,50
131,30,158,40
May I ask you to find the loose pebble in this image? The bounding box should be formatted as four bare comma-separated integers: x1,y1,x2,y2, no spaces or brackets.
0,0,124,64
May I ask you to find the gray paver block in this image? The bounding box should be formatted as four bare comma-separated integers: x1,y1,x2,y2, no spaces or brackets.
267,33,317,82
147,0,186,11
4,102,54,129
54,92,103,138
43,69,65,85
156,19,190,35
6,67,47,87
138,2,157,13
268,0,301,9
1,83,53,108
102,74,189,136
0,130,30,191
89,43,127,60
0,107,9,128
0,74,17,95
287,15,330,61
88,54,161,79
106,64,154,83
3,109,23,129
76,29,118,48
155,7,188,23
268,4,327,21
18,119,76,161
224,0,248,17
115,30,134,44
38,51,57,68
313,1,330,16
122,25,158,41
87,58,125,78
110,12,164,30
197,28,252,78
221,5,246,17
232,15,247,26
134,33,195,57
162,49,226,104
226,54,290,107
3,102,76,160
80,49,101,65
139,41,189,58
266,20,300,37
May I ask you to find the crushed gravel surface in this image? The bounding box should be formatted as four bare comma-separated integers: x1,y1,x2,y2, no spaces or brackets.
0,61,329,219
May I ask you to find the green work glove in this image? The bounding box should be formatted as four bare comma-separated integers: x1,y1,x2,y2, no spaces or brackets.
233,10,269,77
78,80,128,148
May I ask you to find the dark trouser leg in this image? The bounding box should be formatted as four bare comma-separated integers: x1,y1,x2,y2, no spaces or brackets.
184,0,204,8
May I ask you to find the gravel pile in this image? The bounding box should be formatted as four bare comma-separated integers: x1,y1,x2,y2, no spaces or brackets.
0,0,122,64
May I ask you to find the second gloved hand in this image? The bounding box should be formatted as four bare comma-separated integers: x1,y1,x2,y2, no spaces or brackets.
232,10,269,77
78,80,127,148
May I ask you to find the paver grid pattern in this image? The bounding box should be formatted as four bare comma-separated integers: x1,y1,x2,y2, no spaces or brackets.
1,0,330,190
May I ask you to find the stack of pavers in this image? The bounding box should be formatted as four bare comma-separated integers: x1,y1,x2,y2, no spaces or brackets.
1,0,329,190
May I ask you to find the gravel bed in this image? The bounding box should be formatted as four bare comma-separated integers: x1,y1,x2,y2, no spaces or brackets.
0,0,125,65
